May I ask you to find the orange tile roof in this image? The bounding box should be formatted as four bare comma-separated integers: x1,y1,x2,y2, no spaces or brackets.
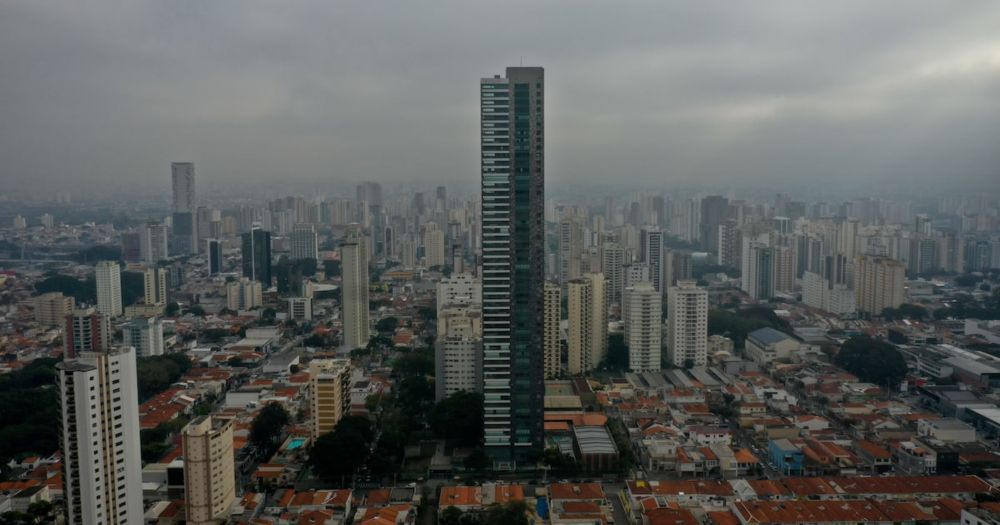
439,486,480,507
647,508,698,525
494,484,525,504
550,482,605,501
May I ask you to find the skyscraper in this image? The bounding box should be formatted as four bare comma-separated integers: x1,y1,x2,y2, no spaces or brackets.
480,66,545,467
601,242,625,305
543,282,562,379
666,280,708,368
559,218,583,286
700,195,730,252
171,162,197,255
341,228,370,349
423,224,446,268
141,221,169,265
640,227,664,296
122,316,164,357
57,347,143,525
623,282,661,372
94,261,123,318
742,235,775,301
290,223,319,261
241,226,272,286
183,416,236,525
207,238,223,274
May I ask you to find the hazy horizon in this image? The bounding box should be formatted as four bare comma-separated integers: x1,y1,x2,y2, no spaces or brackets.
2,1,999,194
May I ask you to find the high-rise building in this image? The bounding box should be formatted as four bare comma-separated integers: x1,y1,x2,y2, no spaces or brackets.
855,255,905,316
310,359,352,439
742,236,775,301
640,227,664,296
559,218,583,286
423,225,446,268
122,316,164,357
341,228,370,349
241,226,272,286
623,282,661,372
666,280,708,368
94,261,122,318
717,219,739,268
480,66,545,467
57,347,143,525
567,273,607,375
700,195,730,252
182,416,235,525
141,221,169,265
666,249,694,286
601,242,625,305
121,231,142,263
290,223,318,261
436,273,482,314
225,278,263,311
171,162,197,255
207,238,223,274
64,308,110,358
435,310,483,402
143,266,169,306
33,292,74,327
543,282,562,379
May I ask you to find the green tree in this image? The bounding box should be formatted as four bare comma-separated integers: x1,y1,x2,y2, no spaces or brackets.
376,316,400,334
482,501,529,525
164,302,180,317
392,348,435,378
463,448,490,470
323,259,342,278
429,391,484,447
135,353,192,401
249,403,290,449
308,416,374,483
440,506,465,525
882,303,927,321
708,307,792,349
33,273,96,303
834,336,908,388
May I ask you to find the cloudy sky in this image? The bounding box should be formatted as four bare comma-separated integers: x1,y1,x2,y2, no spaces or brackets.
2,1,999,196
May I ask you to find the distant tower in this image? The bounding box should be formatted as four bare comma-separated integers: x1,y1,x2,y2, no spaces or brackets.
341,228,370,349
141,221,170,264
666,280,708,368
207,239,223,274
94,261,123,317
290,223,319,261
640,227,664,296
855,255,905,316
64,308,110,359
567,273,608,375
171,162,197,255
241,226,272,286
57,347,143,525
143,266,169,306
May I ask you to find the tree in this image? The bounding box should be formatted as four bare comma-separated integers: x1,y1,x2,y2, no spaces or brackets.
135,353,192,401
482,501,529,525
601,333,629,371
164,302,180,317
376,316,400,334
463,448,490,470
708,307,792,349
308,416,373,483
882,303,927,321
392,348,435,378
33,273,96,303
429,391,484,447
323,260,342,278
187,305,206,317
955,274,980,288
249,403,290,449
440,507,465,525
26,501,55,524
834,336,908,389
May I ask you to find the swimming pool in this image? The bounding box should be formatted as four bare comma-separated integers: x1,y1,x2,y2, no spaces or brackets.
286,438,306,450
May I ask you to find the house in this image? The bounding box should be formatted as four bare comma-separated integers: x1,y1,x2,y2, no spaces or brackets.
768,439,804,476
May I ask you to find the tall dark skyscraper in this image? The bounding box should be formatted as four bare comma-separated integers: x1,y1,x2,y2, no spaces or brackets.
207,238,223,274
480,66,545,469
241,226,272,286
171,162,197,255
700,195,730,253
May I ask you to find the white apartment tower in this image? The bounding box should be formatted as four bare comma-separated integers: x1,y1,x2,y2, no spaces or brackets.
666,280,708,368
341,228,370,349
57,347,143,525
543,282,562,379
122,316,164,357
624,282,662,372
94,261,123,318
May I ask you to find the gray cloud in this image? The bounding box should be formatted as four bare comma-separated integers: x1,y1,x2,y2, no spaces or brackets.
1,1,999,196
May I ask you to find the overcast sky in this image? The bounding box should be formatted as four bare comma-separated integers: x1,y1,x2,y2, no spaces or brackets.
2,1,999,196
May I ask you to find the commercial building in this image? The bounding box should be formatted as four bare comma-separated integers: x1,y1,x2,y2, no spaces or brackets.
666,280,708,368
341,228,369,349
288,297,313,321
241,226,272,286
171,162,198,255
56,347,143,525
745,327,799,365
624,281,662,372
310,359,352,439
206,238,223,274
290,223,318,261
183,416,235,525
94,260,123,318
480,66,546,467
